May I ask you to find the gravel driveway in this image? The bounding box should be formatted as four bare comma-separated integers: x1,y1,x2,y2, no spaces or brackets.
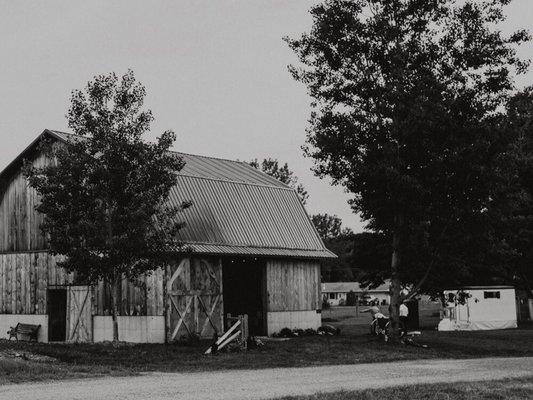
1,357,532,400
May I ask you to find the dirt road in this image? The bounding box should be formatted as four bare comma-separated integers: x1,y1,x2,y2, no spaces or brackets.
1,357,532,400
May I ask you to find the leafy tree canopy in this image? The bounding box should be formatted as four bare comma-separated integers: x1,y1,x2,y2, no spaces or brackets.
25,70,189,339
286,0,529,337
311,213,352,240
486,87,533,298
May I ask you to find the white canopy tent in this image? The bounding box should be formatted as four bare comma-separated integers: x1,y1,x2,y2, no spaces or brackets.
438,286,517,331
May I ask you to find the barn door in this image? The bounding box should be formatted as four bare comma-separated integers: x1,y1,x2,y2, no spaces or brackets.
66,285,93,342
166,258,223,341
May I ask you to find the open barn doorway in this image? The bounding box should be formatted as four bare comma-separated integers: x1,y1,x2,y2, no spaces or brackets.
222,257,266,336
47,288,67,342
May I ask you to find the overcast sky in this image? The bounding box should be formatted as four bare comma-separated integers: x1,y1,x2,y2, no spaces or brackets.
1,1,532,232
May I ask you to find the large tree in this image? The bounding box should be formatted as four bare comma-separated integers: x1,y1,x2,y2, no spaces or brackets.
487,87,533,299
504,87,533,297
250,158,309,204
25,71,189,342
287,0,529,339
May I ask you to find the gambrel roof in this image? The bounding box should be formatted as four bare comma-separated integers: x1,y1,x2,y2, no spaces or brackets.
0,130,335,259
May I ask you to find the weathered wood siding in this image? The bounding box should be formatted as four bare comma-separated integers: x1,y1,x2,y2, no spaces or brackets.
266,259,321,312
94,270,165,316
0,252,72,314
0,152,51,252
0,251,165,316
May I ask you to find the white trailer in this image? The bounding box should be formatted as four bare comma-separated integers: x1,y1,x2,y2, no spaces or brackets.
438,286,517,331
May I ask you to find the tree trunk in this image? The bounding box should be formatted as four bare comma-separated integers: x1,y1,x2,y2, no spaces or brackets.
111,277,120,343
389,230,402,342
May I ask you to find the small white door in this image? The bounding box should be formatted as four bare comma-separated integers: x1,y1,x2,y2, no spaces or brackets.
66,285,92,342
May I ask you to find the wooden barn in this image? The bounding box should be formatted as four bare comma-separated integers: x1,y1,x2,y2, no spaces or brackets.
0,130,335,343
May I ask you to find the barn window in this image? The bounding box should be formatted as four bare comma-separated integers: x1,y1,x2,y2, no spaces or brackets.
484,291,500,299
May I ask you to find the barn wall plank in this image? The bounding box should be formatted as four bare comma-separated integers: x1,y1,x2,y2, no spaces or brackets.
29,253,36,313
0,152,53,252
266,259,321,312
36,253,47,314
0,255,4,313
0,252,71,315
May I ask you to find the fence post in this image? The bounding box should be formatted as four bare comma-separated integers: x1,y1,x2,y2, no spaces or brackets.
241,314,248,349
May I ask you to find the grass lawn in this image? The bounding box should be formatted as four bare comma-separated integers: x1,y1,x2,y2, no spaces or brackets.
1,308,532,384
274,377,533,400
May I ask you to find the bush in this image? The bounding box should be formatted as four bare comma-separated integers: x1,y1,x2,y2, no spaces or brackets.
273,327,318,338
277,328,295,338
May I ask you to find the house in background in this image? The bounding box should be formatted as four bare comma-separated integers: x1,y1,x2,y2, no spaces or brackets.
0,129,336,343
322,281,390,306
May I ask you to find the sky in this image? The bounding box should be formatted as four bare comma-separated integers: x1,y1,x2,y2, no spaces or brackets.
1,0,532,233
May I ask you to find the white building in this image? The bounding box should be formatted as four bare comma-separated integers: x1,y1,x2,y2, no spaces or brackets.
322,281,390,306
438,286,518,331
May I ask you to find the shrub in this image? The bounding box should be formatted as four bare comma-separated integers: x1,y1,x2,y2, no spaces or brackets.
278,328,295,338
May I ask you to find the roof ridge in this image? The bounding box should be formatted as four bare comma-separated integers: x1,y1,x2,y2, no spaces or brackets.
49,129,75,136
51,130,249,166
176,173,295,191
170,150,248,165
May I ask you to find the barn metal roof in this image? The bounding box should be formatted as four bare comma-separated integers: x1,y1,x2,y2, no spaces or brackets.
175,153,286,188
170,175,335,258
1,130,335,259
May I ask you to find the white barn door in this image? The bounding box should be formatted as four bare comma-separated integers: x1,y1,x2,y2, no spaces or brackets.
66,285,93,342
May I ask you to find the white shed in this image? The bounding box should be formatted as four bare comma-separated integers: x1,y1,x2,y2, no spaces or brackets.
438,286,517,331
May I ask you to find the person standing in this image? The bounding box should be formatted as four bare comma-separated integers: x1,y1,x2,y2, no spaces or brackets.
399,301,409,336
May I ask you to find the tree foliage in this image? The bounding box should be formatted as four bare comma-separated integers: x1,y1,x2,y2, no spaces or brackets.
312,213,355,281
350,232,390,287
487,87,533,298
505,88,533,296
25,70,189,340
286,0,529,338
250,158,308,204
312,213,347,240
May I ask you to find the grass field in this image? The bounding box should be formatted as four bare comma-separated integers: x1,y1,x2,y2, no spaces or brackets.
274,377,533,400
0,307,532,384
